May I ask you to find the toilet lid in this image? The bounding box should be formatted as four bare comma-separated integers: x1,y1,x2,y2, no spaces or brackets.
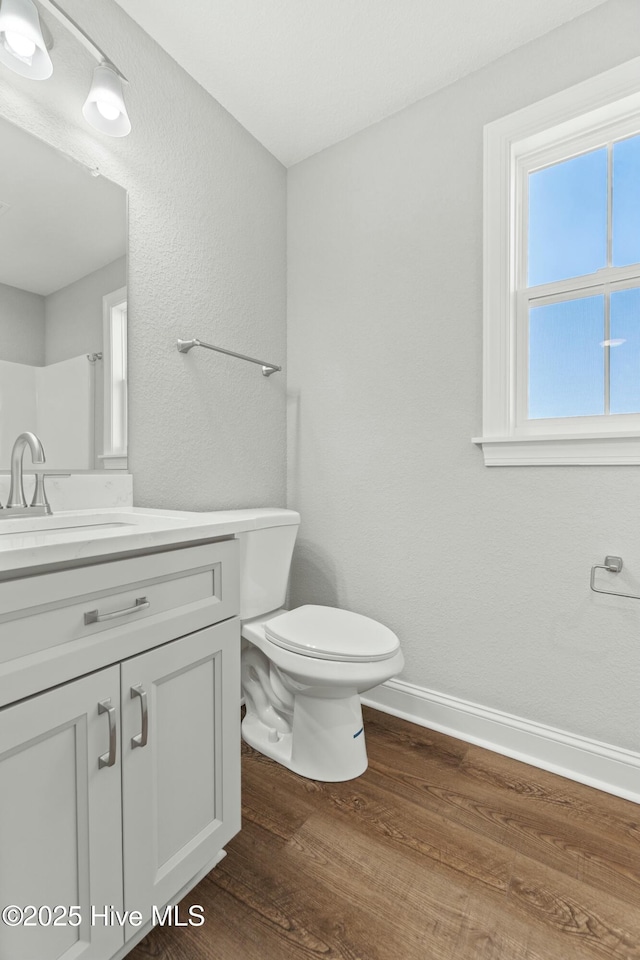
263,605,400,662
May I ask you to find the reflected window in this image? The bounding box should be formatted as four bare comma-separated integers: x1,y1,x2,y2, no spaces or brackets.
101,287,127,467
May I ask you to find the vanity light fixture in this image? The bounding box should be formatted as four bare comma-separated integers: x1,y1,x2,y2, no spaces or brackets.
82,62,131,137
0,0,131,137
0,0,53,79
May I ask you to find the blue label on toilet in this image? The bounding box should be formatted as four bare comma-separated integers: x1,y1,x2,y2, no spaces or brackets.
353,727,364,739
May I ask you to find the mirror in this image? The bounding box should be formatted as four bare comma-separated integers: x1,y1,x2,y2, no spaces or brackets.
0,115,127,471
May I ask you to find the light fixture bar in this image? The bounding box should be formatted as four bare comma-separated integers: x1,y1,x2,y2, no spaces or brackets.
0,0,132,136
36,0,127,80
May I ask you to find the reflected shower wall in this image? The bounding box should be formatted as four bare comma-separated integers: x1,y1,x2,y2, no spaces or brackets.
0,255,125,471
0,355,93,469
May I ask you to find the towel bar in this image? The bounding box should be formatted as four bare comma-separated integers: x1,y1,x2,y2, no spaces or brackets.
177,338,281,377
590,555,640,600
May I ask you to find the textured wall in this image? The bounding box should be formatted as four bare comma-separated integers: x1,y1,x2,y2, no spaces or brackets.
0,0,286,510
287,0,640,752
0,283,45,365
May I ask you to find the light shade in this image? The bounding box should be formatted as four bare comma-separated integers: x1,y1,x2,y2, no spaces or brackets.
0,0,52,79
82,62,131,137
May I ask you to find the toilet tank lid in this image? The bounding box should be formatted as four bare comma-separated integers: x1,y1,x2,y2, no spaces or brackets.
245,508,300,529
263,605,400,662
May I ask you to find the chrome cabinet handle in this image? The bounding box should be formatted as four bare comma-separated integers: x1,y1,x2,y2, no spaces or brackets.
98,699,117,769
84,596,150,625
130,684,148,749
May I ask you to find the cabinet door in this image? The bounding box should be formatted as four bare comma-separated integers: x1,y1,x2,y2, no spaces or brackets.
121,619,240,933
0,666,124,960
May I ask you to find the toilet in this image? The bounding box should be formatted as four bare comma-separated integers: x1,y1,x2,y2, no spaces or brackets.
238,509,404,781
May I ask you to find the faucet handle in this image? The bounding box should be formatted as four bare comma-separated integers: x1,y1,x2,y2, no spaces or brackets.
31,473,70,515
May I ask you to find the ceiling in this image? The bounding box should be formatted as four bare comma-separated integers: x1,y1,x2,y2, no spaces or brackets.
114,0,607,167
0,117,126,296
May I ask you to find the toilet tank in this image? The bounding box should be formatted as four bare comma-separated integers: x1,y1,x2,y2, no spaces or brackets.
237,509,300,620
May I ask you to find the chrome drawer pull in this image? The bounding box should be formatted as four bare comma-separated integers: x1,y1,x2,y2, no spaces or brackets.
130,684,148,749
84,596,150,625
98,699,117,769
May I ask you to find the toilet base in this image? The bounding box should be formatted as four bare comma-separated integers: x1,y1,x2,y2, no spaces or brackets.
242,691,368,782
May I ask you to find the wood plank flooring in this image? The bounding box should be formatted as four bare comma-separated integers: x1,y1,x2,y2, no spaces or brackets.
128,707,640,960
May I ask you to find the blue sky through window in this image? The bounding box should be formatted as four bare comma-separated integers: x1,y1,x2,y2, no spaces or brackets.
528,148,607,287
613,135,640,267
527,138,640,419
611,287,640,414
529,297,604,419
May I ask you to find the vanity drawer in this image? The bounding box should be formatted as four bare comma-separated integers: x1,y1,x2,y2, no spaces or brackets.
0,539,239,666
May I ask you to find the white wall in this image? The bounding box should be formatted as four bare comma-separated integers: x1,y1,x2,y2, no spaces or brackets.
46,256,126,469
0,0,286,509
0,361,37,463
0,283,45,366
287,0,640,755
45,256,125,365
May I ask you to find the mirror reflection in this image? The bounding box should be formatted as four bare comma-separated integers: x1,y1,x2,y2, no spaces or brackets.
0,116,127,471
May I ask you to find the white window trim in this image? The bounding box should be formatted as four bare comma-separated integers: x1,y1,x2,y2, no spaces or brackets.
475,56,640,466
99,286,128,470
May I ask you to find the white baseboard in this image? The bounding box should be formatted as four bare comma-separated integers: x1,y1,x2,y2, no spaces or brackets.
362,678,640,805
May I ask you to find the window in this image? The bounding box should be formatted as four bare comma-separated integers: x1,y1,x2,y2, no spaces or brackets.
477,56,640,465
100,286,128,470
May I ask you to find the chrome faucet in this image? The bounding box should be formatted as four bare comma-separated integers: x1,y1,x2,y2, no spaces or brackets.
3,432,51,516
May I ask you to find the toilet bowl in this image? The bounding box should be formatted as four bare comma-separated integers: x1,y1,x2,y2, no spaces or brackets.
237,512,404,782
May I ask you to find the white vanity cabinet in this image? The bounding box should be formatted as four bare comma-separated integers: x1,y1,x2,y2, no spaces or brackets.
120,619,239,939
0,665,125,960
0,537,241,960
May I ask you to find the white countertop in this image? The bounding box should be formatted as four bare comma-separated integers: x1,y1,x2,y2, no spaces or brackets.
0,506,299,578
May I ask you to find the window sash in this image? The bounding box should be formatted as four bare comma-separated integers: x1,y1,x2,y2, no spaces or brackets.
515,278,640,435
524,264,640,302
513,118,640,435
516,128,640,293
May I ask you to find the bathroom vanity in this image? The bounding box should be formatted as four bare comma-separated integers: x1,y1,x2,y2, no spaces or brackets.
0,507,275,960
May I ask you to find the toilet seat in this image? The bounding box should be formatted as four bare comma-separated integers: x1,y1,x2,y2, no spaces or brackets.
263,604,400,662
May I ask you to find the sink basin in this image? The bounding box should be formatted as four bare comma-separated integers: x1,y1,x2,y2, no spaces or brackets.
0,518,135,537
0,510,190,544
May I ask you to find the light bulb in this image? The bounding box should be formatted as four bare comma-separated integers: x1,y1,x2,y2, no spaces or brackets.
0,0,52,78
4,29,36,59
96,100,120,121
83,63,131,137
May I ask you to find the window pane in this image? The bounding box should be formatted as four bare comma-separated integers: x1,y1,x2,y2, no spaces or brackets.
610,287,640,414
528,149,607,287
529,296,604,419
612,135,640,267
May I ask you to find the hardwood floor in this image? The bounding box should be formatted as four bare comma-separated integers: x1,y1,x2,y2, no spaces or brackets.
129,707,640,960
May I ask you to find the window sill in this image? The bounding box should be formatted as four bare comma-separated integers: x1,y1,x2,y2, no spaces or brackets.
472,432,640,465
97,454,128,470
